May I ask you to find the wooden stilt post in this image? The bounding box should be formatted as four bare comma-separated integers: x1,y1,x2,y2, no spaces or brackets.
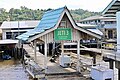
17,40,21,60
48,43,49,56
21,42,25,68
109,60,114,69
93,53,96,66
21,41,24,64
59,41,64,67
97,39,99,48
77,40,80,72
118,69,120,80
52,42,55,56
34,40,37,62
44,35,47,73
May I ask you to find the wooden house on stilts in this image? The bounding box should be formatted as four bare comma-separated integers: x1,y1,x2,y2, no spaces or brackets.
17,6,102,73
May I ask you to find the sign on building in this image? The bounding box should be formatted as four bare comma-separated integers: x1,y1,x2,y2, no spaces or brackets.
54,28,72,40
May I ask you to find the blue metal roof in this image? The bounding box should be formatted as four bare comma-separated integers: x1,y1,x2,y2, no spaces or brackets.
17,7,65,40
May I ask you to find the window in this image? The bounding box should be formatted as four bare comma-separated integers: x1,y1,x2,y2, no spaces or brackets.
60,21,66,27
6,31,26,39
6,32,12,39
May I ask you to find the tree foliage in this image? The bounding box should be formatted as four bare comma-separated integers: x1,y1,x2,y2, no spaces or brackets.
0,6,100,22
70,9,100,21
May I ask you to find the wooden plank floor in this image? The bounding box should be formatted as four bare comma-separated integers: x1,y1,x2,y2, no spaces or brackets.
24,44,119,76
46,62,76,75
23,44,77,75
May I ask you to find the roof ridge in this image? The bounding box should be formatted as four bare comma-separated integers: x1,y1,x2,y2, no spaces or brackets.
45,6,65,14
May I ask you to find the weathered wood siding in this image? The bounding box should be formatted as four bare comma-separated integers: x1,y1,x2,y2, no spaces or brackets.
38,32,54,43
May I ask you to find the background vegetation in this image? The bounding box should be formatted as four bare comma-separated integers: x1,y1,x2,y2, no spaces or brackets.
0,6,101,22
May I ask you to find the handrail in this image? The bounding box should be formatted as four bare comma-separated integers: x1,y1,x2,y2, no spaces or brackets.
51,43,61,52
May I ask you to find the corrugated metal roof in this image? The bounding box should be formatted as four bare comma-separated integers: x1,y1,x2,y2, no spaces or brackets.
17,7,65,40
87,29,103,36
104,24,116,28
77,23,103,36
0,20,39,29
37,7,64,29
79,16,116,22
79,15,101,21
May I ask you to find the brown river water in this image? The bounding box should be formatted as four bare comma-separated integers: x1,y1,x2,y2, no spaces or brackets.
0,59,29,80
0,54,116,80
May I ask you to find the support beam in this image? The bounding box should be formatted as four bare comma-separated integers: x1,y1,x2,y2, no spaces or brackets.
61,41,64,57
117,12,120,52
44,35,47,72
34,40,37,62
115,61,120,80
42,44,44,54
21,43,24,65
52,42,55,56
77,40,80,72
93,53,96,66
118,69,120,80
17,40,22,60
97,39,99,48
116,11,120,80
109,60,114,69
48,43,49,55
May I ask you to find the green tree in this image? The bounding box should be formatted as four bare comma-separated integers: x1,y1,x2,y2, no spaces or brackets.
0,6,100,22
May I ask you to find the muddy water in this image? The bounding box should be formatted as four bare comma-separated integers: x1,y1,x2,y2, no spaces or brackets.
0,53,112,80
0,60,29,80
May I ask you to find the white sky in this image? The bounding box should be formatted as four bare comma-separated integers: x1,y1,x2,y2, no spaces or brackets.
0,0,112,12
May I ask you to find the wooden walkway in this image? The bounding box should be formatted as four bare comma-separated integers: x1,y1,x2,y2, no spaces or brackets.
23,44,77,75
63,47,113,54
23,44,120,80
81,48,120,61
63,47,120,61
81,48,120,62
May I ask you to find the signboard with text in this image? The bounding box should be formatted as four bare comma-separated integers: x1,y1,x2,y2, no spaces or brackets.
54,28,72,40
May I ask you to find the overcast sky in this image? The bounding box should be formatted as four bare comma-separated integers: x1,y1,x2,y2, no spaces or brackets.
0,0,112,12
